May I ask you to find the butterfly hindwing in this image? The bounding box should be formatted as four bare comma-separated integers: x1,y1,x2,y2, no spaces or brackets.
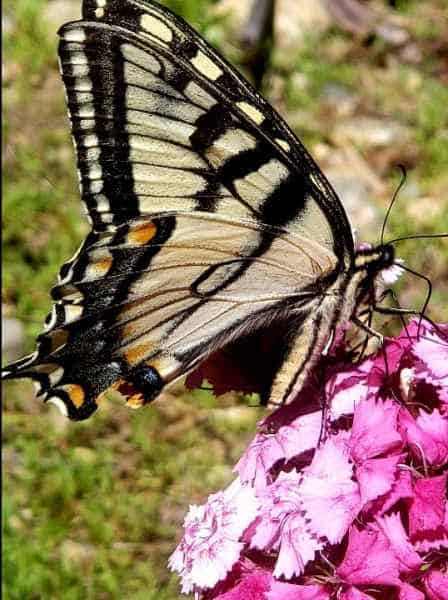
3,0,357,419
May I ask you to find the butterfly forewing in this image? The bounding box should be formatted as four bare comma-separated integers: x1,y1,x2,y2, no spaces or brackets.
79,0,353,255
3,0,358,419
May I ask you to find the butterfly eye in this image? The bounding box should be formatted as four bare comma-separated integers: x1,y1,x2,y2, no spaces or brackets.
382,244,395,267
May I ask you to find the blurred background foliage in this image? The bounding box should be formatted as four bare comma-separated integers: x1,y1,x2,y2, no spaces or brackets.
2,0,447,598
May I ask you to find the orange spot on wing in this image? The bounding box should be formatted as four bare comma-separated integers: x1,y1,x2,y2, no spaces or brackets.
65,384,85,408
124,342,154,366
128,222,157,245
121,322,136,338
113,379,145,409
95,257,113,272
126,393,145,409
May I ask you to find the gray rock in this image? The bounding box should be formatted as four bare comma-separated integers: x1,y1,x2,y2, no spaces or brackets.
216,0,331,55
321,83,358,117
375,21,409,46
333,116,410,148
2,314,25,363
275,0,331,50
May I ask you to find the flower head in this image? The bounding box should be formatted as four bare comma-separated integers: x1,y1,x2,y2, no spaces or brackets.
169,478,259,593
170,319,448,598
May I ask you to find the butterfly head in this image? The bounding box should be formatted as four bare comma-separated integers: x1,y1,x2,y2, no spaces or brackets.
354,242,395,275
350,242,397,309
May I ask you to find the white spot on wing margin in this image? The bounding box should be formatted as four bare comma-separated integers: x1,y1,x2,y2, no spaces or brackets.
47,396,68,417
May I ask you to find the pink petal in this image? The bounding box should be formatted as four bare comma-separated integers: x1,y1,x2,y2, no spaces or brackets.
235,411,322,490
325,363,371,419
267,581,331,600
299,436,361,543
438,384,448,410
412,323,448,380
330,381,367,419
408,473,447,545
340,588,376,600
276,412,324,461
250,469,302,551
336,524,401,586
350,397,402,463
398,582,425,600
412,496,448,552
424,569,448,600
211,569,273,600
235,431,284,490
370,334,409,379
399,408,448,467
403,321,448,406
168,478,259,593
366,468,414,517
250,469,322,577
249,515,279,551
273,514,323,579
356,454,403,505
189,541,243,592
224,478,261,534
376,512,422,573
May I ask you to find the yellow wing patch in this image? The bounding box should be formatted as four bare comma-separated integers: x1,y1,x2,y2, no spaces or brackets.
140,14,173,43
62,383,86,408
191,50,223,81
123,341,156,366
237,102,265,125
113,379,145,409
275,138,290,153
89,256,113,276
127,222,158,246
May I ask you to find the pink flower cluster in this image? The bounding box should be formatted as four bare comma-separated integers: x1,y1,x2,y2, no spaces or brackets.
169,320,448,599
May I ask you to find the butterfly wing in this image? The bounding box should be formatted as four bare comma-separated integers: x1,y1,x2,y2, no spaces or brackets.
2,0,354,419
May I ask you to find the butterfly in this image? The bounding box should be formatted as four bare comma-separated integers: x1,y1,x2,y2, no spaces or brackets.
2,0,396,420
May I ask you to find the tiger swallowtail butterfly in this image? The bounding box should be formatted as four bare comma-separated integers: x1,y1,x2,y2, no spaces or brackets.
2,0,396,420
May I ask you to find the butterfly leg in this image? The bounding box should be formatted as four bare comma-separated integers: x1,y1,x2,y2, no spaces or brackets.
352,316,384,346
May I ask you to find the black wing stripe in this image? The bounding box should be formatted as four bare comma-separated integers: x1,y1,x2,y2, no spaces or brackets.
260,173,308,228
190,102,232,154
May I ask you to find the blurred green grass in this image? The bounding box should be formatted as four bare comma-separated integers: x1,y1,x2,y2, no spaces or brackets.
2,1,448,598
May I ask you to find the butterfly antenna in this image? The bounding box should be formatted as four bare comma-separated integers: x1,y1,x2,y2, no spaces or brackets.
386,232,448,245
380,164,407,246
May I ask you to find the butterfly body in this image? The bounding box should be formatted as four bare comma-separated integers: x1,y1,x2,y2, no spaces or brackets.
2,0,395,419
